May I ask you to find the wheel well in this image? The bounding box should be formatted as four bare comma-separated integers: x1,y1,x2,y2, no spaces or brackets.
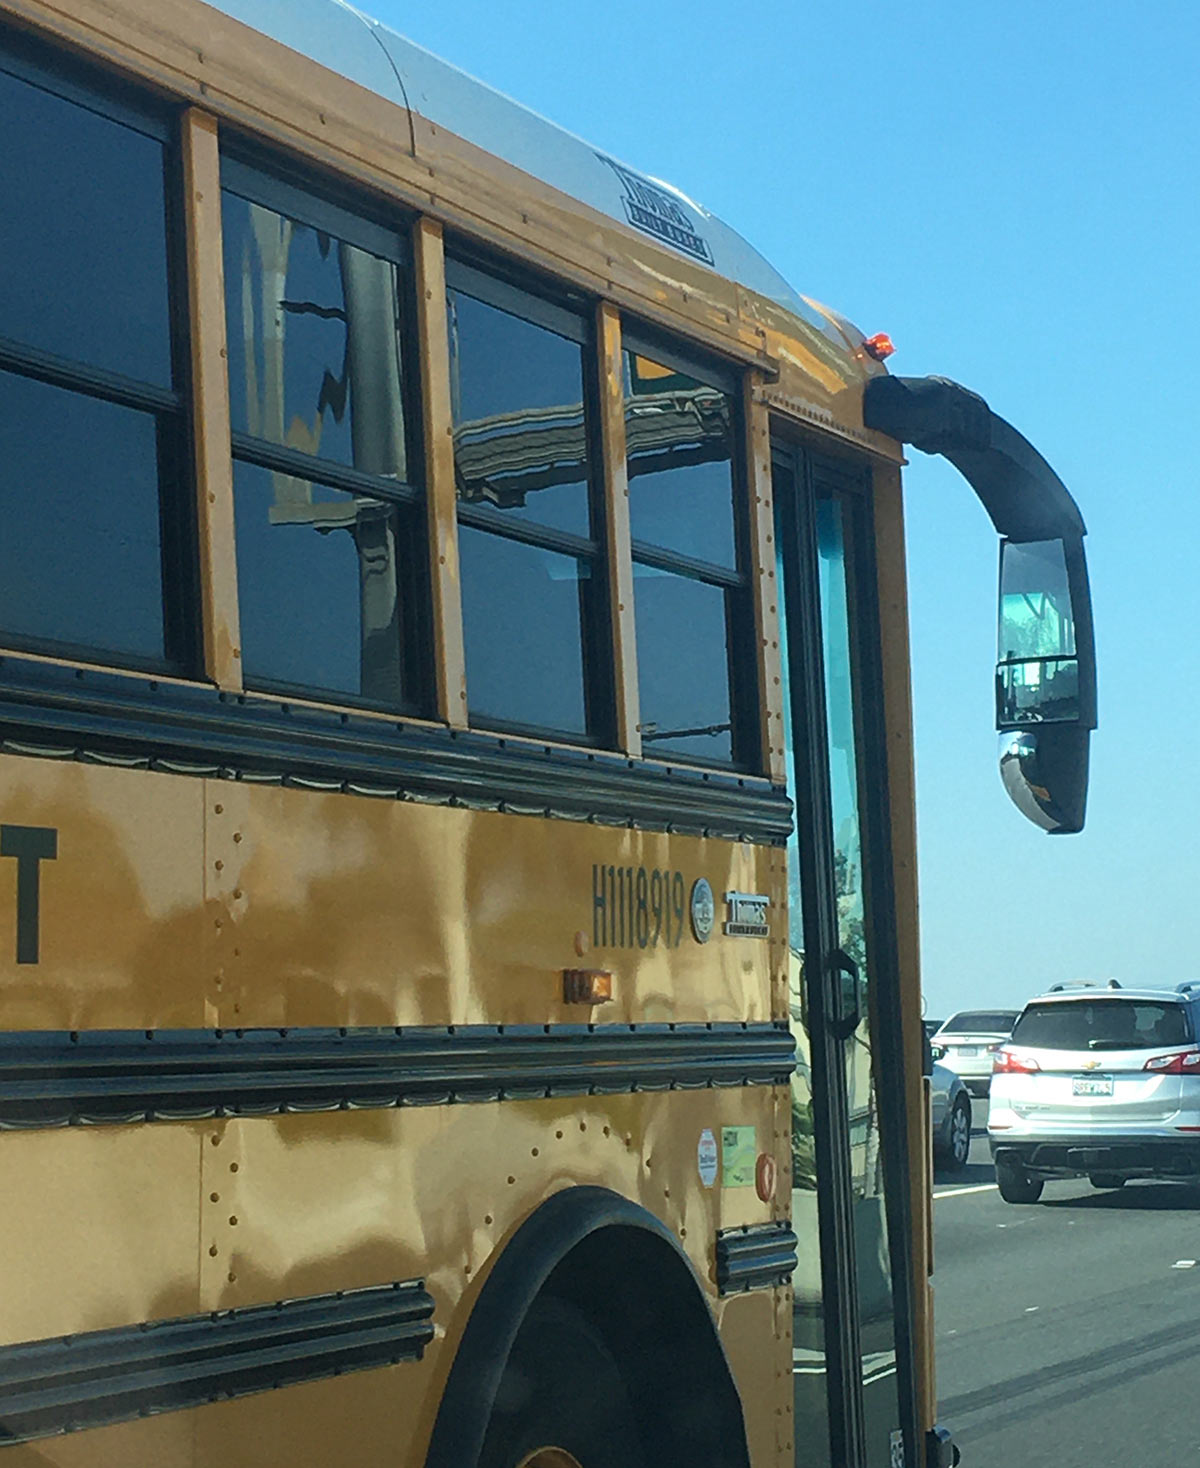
424,1186,750,1468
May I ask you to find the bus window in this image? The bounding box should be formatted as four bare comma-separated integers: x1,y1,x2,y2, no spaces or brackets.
221,167,424,710
446,260,608,740
0,57,189,670
622,341,752,766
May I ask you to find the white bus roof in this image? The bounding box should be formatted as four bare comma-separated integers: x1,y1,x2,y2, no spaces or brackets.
202,0,842,343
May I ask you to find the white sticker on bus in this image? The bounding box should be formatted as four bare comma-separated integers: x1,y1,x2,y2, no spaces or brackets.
697,1128,718,1187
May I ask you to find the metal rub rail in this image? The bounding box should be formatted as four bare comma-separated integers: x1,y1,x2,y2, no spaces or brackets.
0,1280,435,1445
0,1023,797,1129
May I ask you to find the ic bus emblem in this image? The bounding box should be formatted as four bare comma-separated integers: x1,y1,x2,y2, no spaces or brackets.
690,878,715,943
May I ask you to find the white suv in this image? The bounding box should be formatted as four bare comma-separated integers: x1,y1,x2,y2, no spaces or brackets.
988,983,1200,1202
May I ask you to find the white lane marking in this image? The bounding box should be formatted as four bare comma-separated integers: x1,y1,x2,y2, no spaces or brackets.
1024,1306,1039,1313
934,1182,998,1199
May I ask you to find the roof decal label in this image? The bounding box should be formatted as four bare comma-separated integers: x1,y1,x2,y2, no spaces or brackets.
599,156,713,264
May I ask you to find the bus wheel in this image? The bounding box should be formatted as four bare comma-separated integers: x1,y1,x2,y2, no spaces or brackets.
995,1157,1044,1204
480,1297,648,1468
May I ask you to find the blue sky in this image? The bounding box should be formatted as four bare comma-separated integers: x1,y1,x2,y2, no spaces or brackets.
372,0,1200,1016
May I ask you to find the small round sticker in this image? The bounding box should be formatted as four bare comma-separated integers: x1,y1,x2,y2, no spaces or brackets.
697,1127,718,1188
690,878,715,943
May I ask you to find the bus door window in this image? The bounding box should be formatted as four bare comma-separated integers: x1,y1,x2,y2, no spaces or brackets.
775,446,911,1468
772,456,833,1468
815,485,905,1465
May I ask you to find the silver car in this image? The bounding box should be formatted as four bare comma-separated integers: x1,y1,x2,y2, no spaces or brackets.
931,1061,973,1170
932,1009,1020,1096
988,983,1200,1203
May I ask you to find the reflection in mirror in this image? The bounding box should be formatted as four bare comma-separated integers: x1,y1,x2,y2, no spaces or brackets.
995,534,1094,834
999,538,1075,660
997,657,1080,725
998,725,1090,835
996,538,1079,726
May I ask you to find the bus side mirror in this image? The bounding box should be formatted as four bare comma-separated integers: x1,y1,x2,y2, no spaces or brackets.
995,536,1096,834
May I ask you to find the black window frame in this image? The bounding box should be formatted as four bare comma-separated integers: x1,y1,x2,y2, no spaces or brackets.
219,149,431,716
622,323,759,772
445,250,615,747
0,25,199,677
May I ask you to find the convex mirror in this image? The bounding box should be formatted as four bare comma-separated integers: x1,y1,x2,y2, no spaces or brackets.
996,536,1096,833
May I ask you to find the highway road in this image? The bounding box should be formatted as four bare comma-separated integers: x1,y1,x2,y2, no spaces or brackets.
931,1097,1200,1465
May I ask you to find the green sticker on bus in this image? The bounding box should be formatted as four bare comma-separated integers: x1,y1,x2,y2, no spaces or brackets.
720,1126,756,1188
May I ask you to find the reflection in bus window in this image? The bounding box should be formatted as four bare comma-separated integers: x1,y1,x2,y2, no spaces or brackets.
625,353,736,567
222,176,423,709
233,463,411,702
448,285,590,537
223,194,410,476
446,262,605,739
624,348,747,764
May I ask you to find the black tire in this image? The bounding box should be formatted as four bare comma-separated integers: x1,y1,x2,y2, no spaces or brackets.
479,1296,649,1468
1088,1172,1126,1190
995,1157,1044,1204
937,1095,972,1171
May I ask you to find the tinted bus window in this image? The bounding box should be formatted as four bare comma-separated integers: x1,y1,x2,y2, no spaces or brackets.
0,56,188,671
447,261,605,740
624,346,748,765
223,171,424,710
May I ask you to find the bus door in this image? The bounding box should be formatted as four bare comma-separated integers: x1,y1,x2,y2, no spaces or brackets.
772,443,917,1468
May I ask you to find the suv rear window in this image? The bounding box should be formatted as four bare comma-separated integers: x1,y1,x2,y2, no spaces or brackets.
1012,1000,1192,1051
941,1012,1019,1033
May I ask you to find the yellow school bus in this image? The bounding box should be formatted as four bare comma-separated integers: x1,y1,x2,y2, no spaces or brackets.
0,2,1096,1465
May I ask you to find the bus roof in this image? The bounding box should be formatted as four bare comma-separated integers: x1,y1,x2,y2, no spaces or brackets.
202,0,844,346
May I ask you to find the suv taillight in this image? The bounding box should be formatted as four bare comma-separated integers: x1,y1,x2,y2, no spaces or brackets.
993,1049,1040,1074
1143,1050,1200,1074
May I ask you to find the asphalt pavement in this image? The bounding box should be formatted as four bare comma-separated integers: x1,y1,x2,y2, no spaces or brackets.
931,1096,1200,1466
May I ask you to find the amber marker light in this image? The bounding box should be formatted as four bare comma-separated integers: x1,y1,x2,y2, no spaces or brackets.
863,332,895,362
563,969,614,1005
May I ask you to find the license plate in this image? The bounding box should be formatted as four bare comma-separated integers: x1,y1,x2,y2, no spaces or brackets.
957,1046,979,1057
1073,1076,1113,1096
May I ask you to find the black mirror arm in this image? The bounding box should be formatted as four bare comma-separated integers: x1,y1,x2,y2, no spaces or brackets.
863,375,1086,543
864,374,1097,834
